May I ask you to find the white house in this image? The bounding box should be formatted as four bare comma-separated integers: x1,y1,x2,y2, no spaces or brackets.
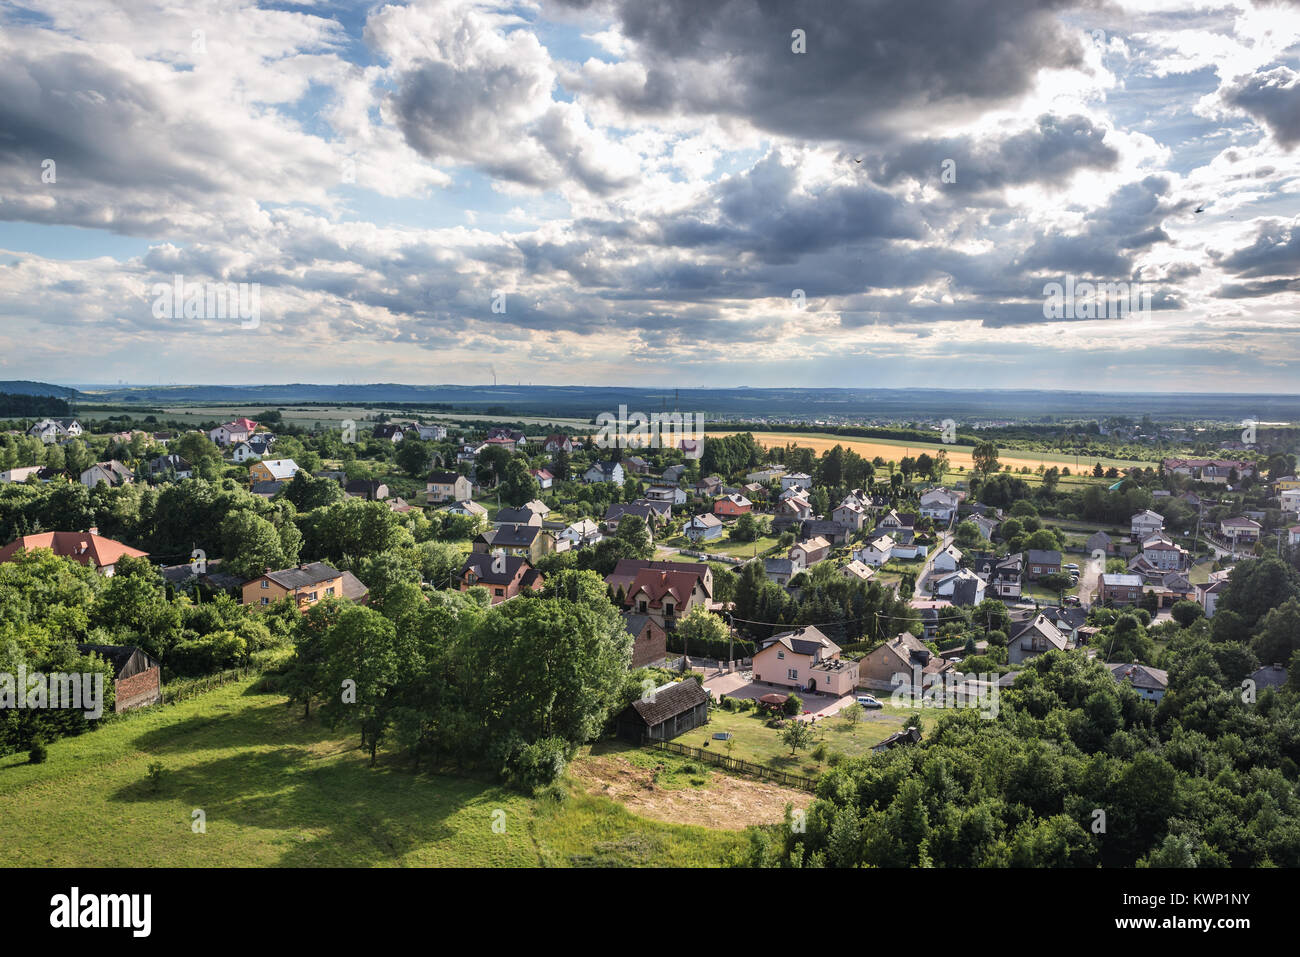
1130,509,1164,541
931,544,962,573
684,513,724,543
645,484,687,505
855,535,895,567
558,518,603,550
583,461,625,484
780,472,812,491
919,487,960,523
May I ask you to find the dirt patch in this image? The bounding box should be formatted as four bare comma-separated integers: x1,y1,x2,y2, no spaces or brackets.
569,751,812,830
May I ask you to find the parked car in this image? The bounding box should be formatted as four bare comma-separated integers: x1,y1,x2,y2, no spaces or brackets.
1064,562,1080,570
855,695,883,709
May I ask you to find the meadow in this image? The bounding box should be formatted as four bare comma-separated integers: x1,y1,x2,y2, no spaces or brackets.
0,679,743,867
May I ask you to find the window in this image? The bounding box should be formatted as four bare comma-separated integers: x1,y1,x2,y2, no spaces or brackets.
777,651,785,659
326,587,335,596
261,580,269,589
494,588,504,597
260,597,268,605
787,669,798,681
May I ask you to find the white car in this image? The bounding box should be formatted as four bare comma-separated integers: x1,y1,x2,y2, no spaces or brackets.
855,695,883,709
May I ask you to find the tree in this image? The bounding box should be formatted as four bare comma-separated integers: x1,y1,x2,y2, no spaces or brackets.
221,510,297,580
781,719,814,755
614,514,653,559
839,702,864,732
1170,599,1204,627
395,438,432,478
476,445,512,487
676,605,729,655
972,441,1000,476
317,604,404,765
499,460,541,508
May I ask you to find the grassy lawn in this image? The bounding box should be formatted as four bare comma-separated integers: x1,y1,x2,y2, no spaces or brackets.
698,533,780,559
0,679,742,867
673,703,920,778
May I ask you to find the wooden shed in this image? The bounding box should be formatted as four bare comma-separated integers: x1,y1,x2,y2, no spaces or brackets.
617,680,710,743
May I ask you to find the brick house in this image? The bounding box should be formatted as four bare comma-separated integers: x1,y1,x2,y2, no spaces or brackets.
1096,572,1144,605
457,552,542,603
623,613,668,668
713,493,753,517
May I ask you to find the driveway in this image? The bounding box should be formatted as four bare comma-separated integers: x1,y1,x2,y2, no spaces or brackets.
700,673,855,722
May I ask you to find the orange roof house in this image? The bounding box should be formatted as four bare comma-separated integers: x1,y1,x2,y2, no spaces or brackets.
0,530,149,576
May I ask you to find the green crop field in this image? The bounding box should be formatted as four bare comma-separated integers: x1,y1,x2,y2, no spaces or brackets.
0,679,742,867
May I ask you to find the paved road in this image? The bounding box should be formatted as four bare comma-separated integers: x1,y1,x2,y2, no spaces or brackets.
915,528,954,596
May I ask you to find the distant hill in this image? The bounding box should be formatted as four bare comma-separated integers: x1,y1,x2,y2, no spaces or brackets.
62,383,1300,423
0,380,79,399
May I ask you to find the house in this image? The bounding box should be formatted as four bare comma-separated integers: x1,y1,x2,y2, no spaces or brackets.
1086,530,1113,555
713,493,752,517
752,626,859,695
969,514,1000,541
146,454,193,480
473,524,556,564
1130,510,1165,542
1139,534,1187,571
1042,605,1089,643
0,466,42,484
1007,614,1069,665
209,418,256,447
919,487,960,523
1281,488,1300,515
971,553,1023,598
877,509,916,532
388,497,417,514
1096,572,1144,606
1220,516,1262,543
789,536,831,566
840,559,875,583
645,484,688,505
1106,662,1169,702
456,443,483,464
558,518,603,549
859,632,948,690
1196,578,1226,617
495,506,542,527
414,423,447,441
229,441,260,463
250,480,286,498
780,472,811,491
0,530,148,576
855,534,896,567
248,458,299,485
773,495,813,529
1276,476,1300,491
487,428,525,447
1162,458,1254,483
612,562,713,630
583,460,625,484
615,679,709,743
623,613,668,668
80,460,134,488
1289,525,1300,547
746,466,786,484
243,562,357,609
932,568,986,606
832,500,866,530
444,499,488,520
684,512,724,543
1025,549,1062,580
344,479,389,501
764,557,799,587
75,644,162,712
28,418,82,444
542,434,575,455
528,468,554,490
458,552,542,604
931,544,962,573
373,424,405,443
798,519,853,547
426,470,474,503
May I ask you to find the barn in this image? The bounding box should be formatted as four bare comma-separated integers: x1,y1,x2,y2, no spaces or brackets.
76,644,163,712
616,679,710,743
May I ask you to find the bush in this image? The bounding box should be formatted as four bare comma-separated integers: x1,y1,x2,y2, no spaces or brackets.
783,693,803,716
146,761,166,792
507,736,571,792
28,739,48,764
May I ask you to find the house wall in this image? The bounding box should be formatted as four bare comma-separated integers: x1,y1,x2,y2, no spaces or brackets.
630,621,668,668
114,666,162,711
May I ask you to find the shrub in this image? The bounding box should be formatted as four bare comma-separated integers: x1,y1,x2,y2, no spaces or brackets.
146,761,166,792
507,736,571,792
28,739,48,764
783,693,803,716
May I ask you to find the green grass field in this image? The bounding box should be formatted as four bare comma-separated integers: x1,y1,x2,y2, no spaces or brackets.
0,679,743,867
679,704,919,777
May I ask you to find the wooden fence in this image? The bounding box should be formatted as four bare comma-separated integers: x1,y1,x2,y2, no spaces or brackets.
645,739,818,791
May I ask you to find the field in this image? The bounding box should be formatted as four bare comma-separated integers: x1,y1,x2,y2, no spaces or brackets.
0,679,744,867
707,431,1154,473
675,703,921,778
149,405,589,430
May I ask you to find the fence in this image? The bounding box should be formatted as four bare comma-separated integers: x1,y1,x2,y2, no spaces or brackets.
645,739,818,791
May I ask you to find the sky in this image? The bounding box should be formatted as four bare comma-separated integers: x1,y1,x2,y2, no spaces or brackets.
0,0,1297,392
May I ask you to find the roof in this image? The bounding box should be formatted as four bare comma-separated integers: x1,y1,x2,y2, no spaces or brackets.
624,680,709,727
1027,549,1062,564
688,513,723,529
428,470,465,484
76,643,157,678
340,571,370,601
606,559,710,597
460,552,533,586
262,562,343,590
480,524,544,548
0,531,149,568
1132,509,1163,522
764,625,840,658
1106,662,1169,692
255,458,299,480
1251,664,1288,689
495,506,538,525
1100,573,1144,587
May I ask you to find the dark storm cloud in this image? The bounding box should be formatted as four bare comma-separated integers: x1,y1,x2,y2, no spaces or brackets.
873,114,1120,196
559,0,1095,142
1222,67,1300,147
